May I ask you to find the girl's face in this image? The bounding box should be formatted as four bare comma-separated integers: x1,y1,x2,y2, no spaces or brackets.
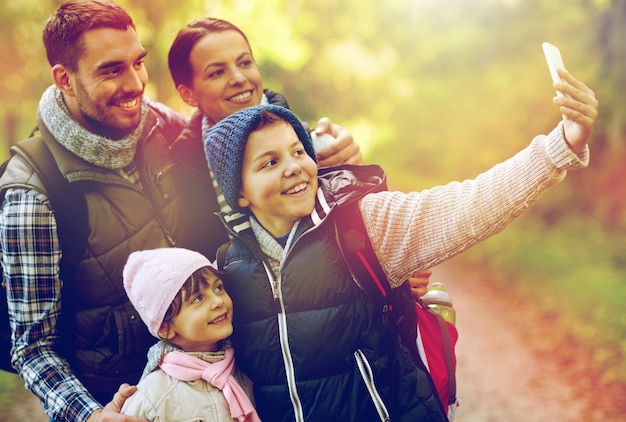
179,29,263,124
238,122,318,237
160,273,233,352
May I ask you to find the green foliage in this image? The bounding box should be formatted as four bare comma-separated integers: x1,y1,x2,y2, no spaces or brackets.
0,371,24,407
0,0,616,156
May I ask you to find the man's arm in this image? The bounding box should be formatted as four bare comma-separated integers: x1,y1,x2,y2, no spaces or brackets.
0,188,101,421
87,384,148,422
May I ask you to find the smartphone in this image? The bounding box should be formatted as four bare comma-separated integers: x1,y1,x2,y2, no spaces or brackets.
542,42,568,98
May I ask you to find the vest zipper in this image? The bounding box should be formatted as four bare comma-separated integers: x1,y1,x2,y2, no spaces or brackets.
355,349,391,421
133,114,178,247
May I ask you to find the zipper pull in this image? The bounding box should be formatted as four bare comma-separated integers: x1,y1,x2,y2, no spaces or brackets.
272,280,283,314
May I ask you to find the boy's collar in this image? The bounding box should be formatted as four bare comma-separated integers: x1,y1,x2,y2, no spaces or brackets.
221,186,331,236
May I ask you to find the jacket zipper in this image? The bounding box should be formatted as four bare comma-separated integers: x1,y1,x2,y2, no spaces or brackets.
355,349,391,421
262,260,305,422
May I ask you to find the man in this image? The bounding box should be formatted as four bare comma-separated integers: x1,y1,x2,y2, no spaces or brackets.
0,1,360,421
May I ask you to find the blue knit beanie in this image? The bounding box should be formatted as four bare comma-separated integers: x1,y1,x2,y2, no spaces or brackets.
204,104,317,212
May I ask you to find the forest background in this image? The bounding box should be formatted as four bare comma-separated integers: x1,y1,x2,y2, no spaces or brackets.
0,0,625,412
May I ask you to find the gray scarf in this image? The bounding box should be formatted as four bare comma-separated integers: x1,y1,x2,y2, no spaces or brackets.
250,216,300,278
38,85,147,169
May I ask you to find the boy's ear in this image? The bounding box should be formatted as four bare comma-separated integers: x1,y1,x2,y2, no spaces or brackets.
177,84,199,108
157,322,175,340
238,194,250,209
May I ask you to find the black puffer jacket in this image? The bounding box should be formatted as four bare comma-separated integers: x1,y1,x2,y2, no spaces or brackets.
218,165,446,422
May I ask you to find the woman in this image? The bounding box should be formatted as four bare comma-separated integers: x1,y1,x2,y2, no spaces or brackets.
168,18,363,258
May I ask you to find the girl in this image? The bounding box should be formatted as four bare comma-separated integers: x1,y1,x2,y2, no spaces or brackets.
121,247,260,422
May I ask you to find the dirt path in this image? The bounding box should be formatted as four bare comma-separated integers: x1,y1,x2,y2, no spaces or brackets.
434,257,625,422
3,258,625,421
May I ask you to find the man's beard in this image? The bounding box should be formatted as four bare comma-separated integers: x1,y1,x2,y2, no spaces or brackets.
75,79,141,140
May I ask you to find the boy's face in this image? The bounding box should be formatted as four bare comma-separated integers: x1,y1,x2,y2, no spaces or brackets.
181,29,263,123
57,27,148,140
239,121,318,237
162,273,233,352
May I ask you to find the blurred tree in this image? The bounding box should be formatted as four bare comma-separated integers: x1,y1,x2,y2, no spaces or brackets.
0,0,620,211
0,0,57,154
557,0,626,227
596,0,626,148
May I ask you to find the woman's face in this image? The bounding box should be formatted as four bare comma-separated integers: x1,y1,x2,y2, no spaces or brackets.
180,29,263,123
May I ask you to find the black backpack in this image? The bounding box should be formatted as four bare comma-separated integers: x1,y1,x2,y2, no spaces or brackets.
0,136,87,373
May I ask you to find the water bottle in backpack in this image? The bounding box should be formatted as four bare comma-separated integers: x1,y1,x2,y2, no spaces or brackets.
421,281,456,325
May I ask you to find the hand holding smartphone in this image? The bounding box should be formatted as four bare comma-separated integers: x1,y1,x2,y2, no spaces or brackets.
542,42,569,98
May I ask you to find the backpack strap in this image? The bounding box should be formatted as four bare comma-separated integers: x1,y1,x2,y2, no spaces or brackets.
1,136,87,373
10,137,88,280
333,201,392,314
333,200,419,353
334,200,457,410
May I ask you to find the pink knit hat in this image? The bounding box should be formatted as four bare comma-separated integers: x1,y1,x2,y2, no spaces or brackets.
123,247,214,337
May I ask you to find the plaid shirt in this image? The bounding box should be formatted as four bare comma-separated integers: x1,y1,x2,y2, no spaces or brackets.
0,165,142,421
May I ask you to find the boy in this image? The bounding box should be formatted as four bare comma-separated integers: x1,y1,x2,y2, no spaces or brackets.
203,68,596,421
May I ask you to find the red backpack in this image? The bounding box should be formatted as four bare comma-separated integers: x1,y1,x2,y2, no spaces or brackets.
334,199,458,418
415,300,458,417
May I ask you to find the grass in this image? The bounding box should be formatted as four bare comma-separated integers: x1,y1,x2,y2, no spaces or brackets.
0,370,25,407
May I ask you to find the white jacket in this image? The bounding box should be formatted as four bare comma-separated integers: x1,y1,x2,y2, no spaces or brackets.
122,347,255,421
